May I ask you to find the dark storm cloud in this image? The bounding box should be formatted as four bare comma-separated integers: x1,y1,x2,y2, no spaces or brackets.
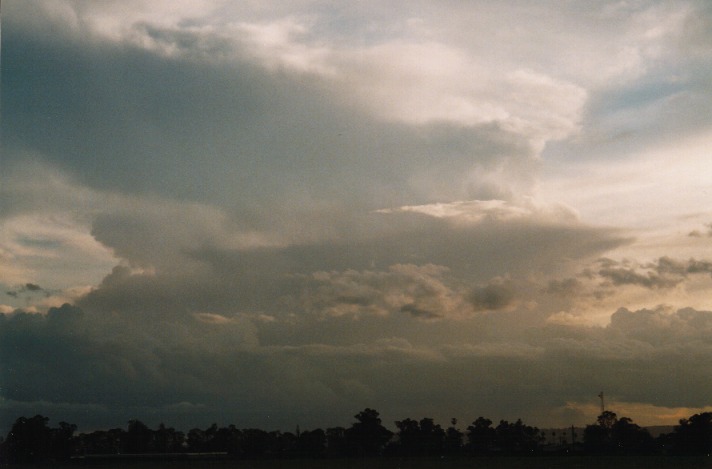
5,301,712,433
0,303,257,414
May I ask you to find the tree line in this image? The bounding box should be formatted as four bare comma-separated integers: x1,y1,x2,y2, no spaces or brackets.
2,408,712,464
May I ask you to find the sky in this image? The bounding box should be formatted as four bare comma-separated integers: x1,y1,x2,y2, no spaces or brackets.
2,0,712,434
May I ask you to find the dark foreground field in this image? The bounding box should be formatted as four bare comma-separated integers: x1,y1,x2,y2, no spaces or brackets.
50,456,712,469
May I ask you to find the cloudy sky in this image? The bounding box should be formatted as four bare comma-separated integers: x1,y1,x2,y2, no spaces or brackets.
2,0,712,434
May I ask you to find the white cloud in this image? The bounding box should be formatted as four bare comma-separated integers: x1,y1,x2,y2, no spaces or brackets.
546,311,594,327
233,18,335,74
15,0,588,148
377,197,580,225
0,214,114,292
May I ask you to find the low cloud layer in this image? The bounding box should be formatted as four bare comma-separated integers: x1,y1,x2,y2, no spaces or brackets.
3,302,712,431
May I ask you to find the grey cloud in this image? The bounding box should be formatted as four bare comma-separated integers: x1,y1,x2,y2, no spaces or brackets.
598,265,682,289
525,307,712,409
5,283,48,298
688,222,712,237
5,301,712,433
597,256,712,289
3,12,536,222
655,256,712,275
686,259,712,274
2,0,630,328
135,22,236,59
0,303,257,409
609,306,712,344
399,304,441,320
76,195,630,325
281,264,464,320
468,279,515,312
7,0,712,436
545,278,582,296
192,213,629,280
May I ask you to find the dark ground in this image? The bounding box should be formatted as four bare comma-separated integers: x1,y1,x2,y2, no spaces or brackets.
36,455,712,469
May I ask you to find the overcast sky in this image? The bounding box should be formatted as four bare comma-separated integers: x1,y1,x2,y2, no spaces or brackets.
2,0,712,434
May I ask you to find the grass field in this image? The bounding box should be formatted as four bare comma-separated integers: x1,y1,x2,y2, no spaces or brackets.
52,455,712,469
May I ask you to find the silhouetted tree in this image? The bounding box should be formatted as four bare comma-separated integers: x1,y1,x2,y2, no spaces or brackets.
297,428,326,457
345,408,393,456
394,417,446,456
241,428,270,457
77,428,125,454
154,423,184,453
49,421,78,461
123,419,153,453
420,418,446,455
672,412,712,455
325,426,348,456
611,417,653,453
187,427,208,452
394,418,420,456
2,415,52,463
4,409,677,462
444,418,464,455
584,411,617,452
584,411,651,454
467,417,496,454
494,419,542,454
0,415,79,462
204,423,219,451
269,430,297,456
212,425,242,454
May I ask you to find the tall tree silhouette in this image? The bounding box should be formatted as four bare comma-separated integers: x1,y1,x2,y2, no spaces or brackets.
345,408,393,456
611,417,652,453
467,417,495,454
154,423,184,453
494,419,542,454
77,428,124,454
584,411,651,453
2,415,52,463
124,419,153,453
444,418,464,455
296,428,326,457
50,421,78,461
672,412,712,454
394,417,445,456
